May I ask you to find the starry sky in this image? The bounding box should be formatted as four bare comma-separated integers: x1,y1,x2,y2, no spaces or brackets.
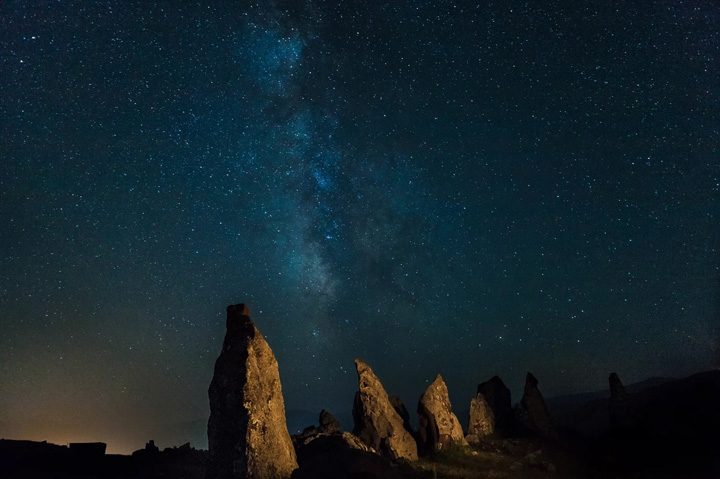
1,0,718,455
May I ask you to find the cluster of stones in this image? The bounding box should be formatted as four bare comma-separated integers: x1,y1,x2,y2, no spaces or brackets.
205,303,589,478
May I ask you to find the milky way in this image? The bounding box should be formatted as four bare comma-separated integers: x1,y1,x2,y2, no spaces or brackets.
1,1,718,453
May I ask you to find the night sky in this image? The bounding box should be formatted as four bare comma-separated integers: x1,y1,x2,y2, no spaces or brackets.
1,0,718,454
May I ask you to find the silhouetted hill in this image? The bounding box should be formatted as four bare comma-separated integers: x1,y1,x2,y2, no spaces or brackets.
0,438,206,479
548,371,720,439
547,375,677,435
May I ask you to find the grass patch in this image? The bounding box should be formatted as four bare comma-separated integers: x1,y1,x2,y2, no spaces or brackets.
409,439,573,479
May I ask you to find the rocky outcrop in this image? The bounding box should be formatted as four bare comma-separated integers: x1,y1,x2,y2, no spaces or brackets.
609,372,630,433
318,409,341,434
292,426,321,449
417,374,467,454
206,304,298,479
517,372,557,439
292,410,342,449
468,375,513,437
352,359,418,461
292,432,411,479
132,440,160,460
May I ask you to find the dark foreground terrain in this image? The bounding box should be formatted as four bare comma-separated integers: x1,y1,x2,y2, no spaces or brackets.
2,370,719,479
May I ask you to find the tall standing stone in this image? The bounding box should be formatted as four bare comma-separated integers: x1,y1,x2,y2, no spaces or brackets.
468,375,513,437
467,394,495,437
352,359,418,461
517,372,557,440
206,304,298,479
417,374,467,454
609,372,631,433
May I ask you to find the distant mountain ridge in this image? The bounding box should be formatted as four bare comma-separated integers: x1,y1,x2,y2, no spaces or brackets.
547,370,720,437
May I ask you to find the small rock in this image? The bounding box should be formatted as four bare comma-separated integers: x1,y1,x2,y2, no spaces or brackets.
318,410,341,434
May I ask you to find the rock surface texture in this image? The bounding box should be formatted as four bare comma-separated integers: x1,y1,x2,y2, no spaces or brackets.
468,375,513,437
467,394,495,437
206,304,298,479
352,359,418,461
517,372,557,440
417,374,467,454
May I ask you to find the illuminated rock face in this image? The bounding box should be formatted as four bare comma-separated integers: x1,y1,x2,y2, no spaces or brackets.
352,359,418,461
417,374,467,454
206,304,298,479
468,394,495,437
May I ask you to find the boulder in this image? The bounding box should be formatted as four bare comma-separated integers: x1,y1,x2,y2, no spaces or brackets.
352,359,418,461
417,374,467,454
206,304,298,479
319,410,341,434
517,372,557,439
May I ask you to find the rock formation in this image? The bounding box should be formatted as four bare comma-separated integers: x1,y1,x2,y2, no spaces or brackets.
417,374,467,454
352,359,418,461
609,372,631,433
467,394,494,438
132,439,159,459
206,304,298,479
318,409,341,434
468,375,513,437
389,395,413,434
517,372,557,439
293,410,342,449
292,432,410,479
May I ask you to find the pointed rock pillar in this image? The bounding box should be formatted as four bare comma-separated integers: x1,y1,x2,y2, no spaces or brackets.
206,304,298,479
609,372,631,433
517,372,557,440
417,374,467,454
352,359,418,461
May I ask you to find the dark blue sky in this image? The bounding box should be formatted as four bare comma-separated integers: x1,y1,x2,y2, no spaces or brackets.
1,0,718,454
